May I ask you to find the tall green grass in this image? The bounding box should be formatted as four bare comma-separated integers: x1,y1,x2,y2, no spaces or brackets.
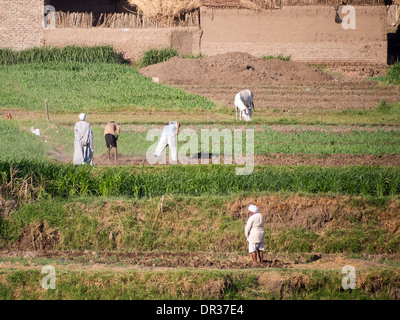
1,161,400,198
0,46,124,65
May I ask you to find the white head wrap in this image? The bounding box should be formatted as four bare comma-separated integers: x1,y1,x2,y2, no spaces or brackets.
79,113,86,121
248,204,258,213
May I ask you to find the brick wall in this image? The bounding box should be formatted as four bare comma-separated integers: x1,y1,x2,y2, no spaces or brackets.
199,6,387,65
0,2,388,65
0,0,44,50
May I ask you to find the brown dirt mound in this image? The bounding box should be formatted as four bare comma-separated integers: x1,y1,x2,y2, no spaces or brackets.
17,221,62,251
228,195,336,231
140,52,334,85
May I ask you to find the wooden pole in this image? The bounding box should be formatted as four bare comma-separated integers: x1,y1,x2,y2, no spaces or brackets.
45,99,50,122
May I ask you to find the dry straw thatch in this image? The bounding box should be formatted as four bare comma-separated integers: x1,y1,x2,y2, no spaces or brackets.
203,0,387,7
54,0,390,28
56,12,93,28
127,0,202,20
201,0,263,9
55,9,199,28
126,0,388,18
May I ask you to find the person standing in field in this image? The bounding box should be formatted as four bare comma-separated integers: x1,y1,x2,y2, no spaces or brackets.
104,121,120,163
154,121,180,163
73,113,94,165
244,204,265,264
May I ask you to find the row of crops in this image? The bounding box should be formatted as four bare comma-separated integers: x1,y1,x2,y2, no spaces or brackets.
2,160,400,199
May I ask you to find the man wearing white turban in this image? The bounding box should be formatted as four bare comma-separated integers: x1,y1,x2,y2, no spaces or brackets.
73,113,94,165
244,204,265,264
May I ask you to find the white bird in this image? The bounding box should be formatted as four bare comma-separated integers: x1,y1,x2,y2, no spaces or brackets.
30,126,42,136
234,89,254,121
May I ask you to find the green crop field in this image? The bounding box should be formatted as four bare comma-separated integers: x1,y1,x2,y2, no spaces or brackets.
0,63,215,113
1,47,400,302
2,119,400,161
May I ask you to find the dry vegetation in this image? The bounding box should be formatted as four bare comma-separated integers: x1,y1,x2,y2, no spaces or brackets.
127,0,202,20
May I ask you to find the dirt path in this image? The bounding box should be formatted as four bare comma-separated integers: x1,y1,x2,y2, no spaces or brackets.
0,250,290,270
0,250,395,272
83,153,400,167
119,124,400,133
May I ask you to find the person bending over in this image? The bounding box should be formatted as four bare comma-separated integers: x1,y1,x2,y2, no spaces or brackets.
104,121,120,163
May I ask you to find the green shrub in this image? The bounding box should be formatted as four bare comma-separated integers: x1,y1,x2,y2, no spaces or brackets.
261,54,291,61
386,61,400,85
139,48,179,67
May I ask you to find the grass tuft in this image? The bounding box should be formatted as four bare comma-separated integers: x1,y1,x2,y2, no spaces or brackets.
0,46,125,65
386,61,400,85
139,47,179,67
261,54,291,61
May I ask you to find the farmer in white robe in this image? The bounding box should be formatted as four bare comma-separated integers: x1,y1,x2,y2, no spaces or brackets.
154,121,180,163
244,204,265,264
73,113,94,165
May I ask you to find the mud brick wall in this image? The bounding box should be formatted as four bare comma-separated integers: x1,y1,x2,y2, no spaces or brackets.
0,0,44,50
200,6,387,65
1,2,388,65
44,27,202,61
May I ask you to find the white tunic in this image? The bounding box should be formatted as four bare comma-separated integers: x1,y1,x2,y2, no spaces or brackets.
154,123,178,162
73,120,94,165
244,213,265,244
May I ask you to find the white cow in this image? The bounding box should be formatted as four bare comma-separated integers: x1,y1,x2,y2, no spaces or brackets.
234,89,254,121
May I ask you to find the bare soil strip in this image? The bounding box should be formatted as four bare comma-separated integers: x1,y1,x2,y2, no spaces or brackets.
177,83,400,111
83,153,400,167
0,250,395,272
0,250,290,270
118,124,400,133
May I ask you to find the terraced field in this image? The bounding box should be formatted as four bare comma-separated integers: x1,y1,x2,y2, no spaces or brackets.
178,82,400,111
1,50,400,302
